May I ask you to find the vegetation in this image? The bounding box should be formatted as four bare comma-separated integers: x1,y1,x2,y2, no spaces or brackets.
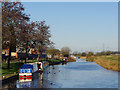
61,47,71,57
87,55,120,71
87,52,94,57
68,57,76,62
2,59,40,77
46,48,60,59
73,51,119,57
2,2,53,69
73,51,81,57
2,62,24,76
26,60,38,63
2,2,29,68
48,59,62,62
86,57,96,62
81,52,87,57
95,51,118,56
32,21,53,61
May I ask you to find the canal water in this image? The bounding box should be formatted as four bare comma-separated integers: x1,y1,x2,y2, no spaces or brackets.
2,58,118,88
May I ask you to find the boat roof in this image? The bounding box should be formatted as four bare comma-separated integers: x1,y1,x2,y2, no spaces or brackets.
20,64,33,69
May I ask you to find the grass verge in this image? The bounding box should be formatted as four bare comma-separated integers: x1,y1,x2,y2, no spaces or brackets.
86,55,120,71
48,59,62,62
2,62,24,78
2,59,38,78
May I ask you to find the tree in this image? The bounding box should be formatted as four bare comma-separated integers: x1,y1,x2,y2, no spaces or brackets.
73,51,81,56
2,2,29,68
81,52,87,57
33,21,53,61
46,48,60,59
61,47,71,57
100,51,106,55
95,52,101,56
105,51,112,55
87,52,94,57
16,22,35,63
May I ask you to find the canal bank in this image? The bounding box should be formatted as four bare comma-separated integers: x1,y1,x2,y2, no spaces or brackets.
2,59,64,85
2,59,59,79
86,55,120,72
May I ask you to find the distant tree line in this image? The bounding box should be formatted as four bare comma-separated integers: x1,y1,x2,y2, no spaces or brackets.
73,51,119,57
46,47,71,59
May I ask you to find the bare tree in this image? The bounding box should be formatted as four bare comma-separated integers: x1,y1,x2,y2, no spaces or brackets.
33,21,53,61
16,22,35,63
2,1,29,68
61,47,71,57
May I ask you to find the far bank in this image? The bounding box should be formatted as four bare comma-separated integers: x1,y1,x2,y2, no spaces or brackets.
86,55,120,72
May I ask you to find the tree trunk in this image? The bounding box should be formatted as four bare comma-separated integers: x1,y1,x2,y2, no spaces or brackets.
39,51,42,61
25,42,28,63
7,26,15,69
7,45,11,69
37,52,40,61
25,47,27,63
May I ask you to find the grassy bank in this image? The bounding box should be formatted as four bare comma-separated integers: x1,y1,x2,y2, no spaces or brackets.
48,58,62,62
86,56,97,62
48,59,62,65
26,60,38,63
86,55,120,71
2,59,39,78
2,62,24,78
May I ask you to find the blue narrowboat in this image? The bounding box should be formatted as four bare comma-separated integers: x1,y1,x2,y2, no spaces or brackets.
19,63,38,82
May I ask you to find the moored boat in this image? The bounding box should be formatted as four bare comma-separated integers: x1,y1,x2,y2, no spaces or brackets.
19,63,38,82
19,64,33,82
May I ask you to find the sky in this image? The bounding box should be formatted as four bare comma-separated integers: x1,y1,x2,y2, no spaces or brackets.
22,2,118,53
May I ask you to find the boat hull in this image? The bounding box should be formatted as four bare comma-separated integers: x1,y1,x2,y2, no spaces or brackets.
19,63,38,82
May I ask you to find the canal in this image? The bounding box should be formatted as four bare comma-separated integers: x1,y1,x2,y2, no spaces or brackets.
2,58,118,88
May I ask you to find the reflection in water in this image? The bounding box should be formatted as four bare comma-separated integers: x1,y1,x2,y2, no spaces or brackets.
2,58,118,88
16,72,43,88
62,62,67,65
16,81,32,88
19,78,32,82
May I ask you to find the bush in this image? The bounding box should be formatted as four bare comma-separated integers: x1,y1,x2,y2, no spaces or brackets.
86,57,95,62
87,52,94,57
81,52,87,56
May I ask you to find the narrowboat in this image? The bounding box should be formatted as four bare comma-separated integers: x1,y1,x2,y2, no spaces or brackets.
19,63,38,82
